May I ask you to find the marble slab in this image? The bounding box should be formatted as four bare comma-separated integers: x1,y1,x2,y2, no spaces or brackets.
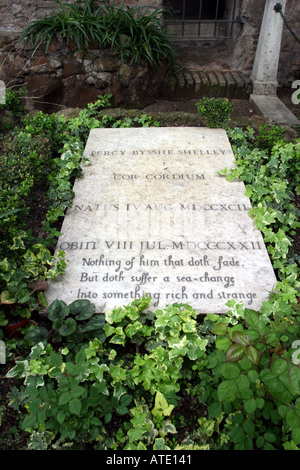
46,127,277,313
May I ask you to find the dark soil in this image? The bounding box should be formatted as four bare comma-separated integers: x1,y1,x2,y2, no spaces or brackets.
143,88,300,121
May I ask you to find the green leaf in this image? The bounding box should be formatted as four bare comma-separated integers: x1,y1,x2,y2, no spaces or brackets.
232,330,251,346
217,379,237,402
22,413,37,430
247,369,259,383
246,345,260,365
215,336,231,351
57,410,65,424
256,436,265,448
71,385,85,398
244,398,257,413
48,299,69,321
69,397,81,416
49,351,63,368
226,343,246,362
230,425,245,443
244,309,260,328
221,363,240,379
116,405,128,415
75,349,86,366
292,428,300,445
236,375,252,399
56,317,77,336
271,358,288,376
152,391,175,418
69,299,95,320
211,322,228,335
208,401,222,418
120,394,133,407
153,437,171,450
263,432,277,443
58,392,70,406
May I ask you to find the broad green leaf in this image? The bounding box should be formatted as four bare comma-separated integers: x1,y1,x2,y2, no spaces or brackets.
292,428,300,445
288,366,300,394
211,322,227,336
49,351,63,368
116,405,128,415
153,437,171,450
120,394,133,407
75,349,86,366
243,419,255,435
244,309,260,328
71,385,85,398
271,358,288,376
232,330,251,346
247,369,259,383
57,317,77,336
230,425,245,443
21,413,37,431
69,299,95,320
69,397,81,416
236,374,252,399
57,410,65,424
263,432,277,443
217,379,237,402
58,392,71,406
256,436,265,448
48,299,69,321
208,401,222,418
216,336,231,351
246,345,260,365
125,321,143,338
244,398,257,414
226,343,246,362
221,363,240,379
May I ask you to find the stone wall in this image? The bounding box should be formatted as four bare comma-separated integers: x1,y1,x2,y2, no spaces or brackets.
279,0,300,86
0,1,167,110
0,0,299,111
0,36,167,110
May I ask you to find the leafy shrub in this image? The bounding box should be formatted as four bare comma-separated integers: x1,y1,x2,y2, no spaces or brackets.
26,299,106,348
20,0,104,54
22,111,68,156
20,0,176,67
6,298,208,449
6,294,300,450
0,243,66,323
196,97,233,128
0,86,26,127
97,2,176,67
0,131,53,258
199,297,300,450
224,129,300,280
254,123,286,154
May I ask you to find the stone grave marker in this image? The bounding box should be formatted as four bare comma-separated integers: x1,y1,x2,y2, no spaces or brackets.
46,127,277,313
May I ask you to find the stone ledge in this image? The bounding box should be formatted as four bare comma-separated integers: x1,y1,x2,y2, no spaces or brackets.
250,94,300,127
158,69,253,100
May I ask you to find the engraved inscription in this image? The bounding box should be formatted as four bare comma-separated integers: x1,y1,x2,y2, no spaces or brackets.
46,128,277,313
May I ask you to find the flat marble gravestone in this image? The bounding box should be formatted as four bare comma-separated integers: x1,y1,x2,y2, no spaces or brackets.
46,127,277,313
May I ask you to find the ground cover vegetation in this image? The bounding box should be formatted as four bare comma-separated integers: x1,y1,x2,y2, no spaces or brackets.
0,90,299,450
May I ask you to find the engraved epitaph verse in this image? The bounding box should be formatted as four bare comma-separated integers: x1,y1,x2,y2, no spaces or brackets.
46,128,277,313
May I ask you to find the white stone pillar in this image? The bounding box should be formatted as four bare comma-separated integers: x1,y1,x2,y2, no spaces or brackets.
251,0,287,95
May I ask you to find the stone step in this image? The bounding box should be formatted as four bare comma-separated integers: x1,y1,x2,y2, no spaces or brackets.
158,70,253,101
